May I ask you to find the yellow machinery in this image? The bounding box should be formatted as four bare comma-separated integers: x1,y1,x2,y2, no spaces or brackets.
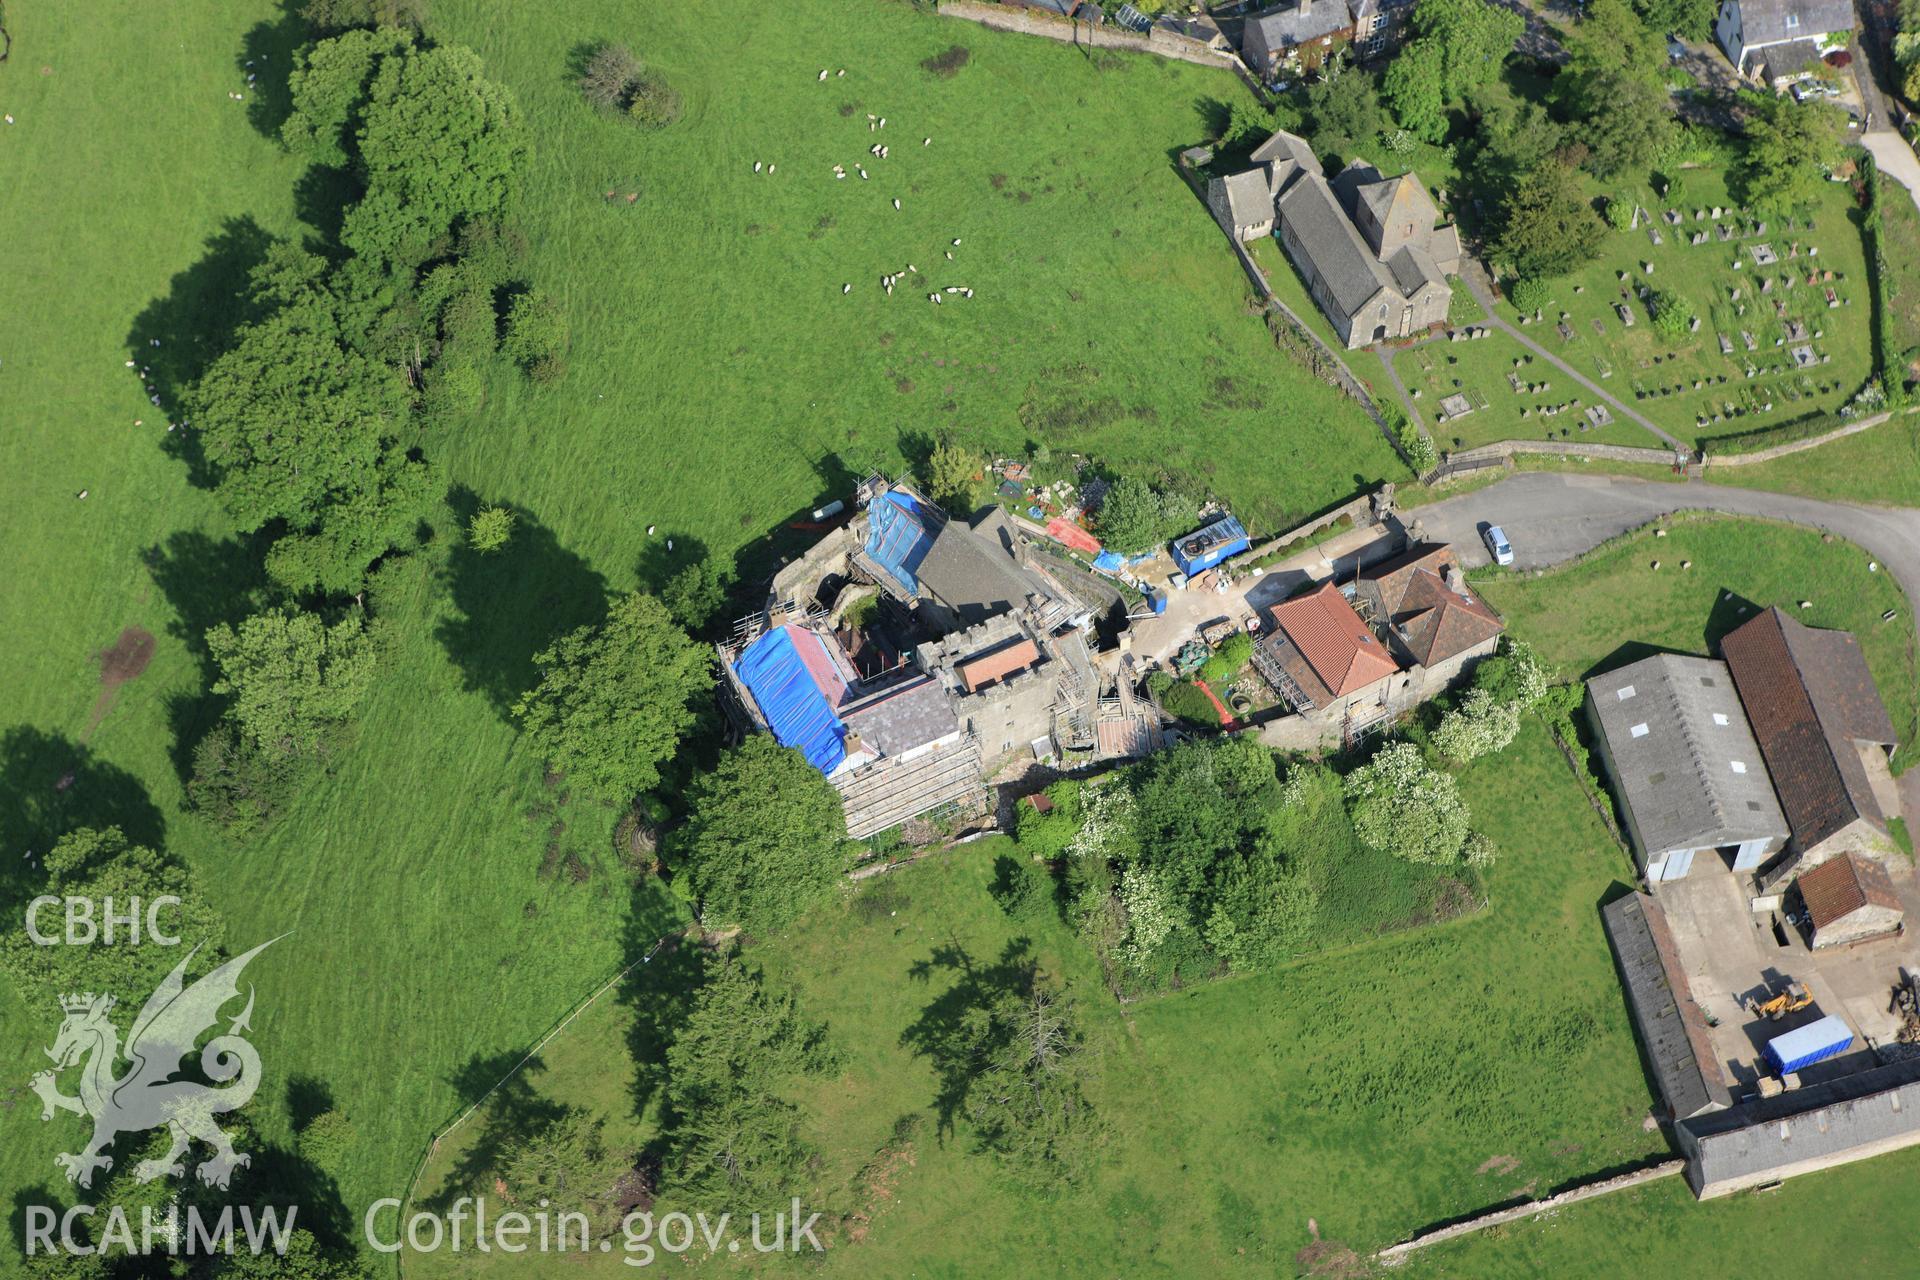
1749,981,1812,1021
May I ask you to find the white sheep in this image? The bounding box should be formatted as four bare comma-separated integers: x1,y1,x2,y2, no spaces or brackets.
842,284,851,294
945,251,953,260
930,293,942,303
767,163,776,173
753,161,762,172
818,69,829,80
952,238,962,246
923,137,931,146
837,69,846,77
892,198,901,210
647,525,657,535
878,117,886,128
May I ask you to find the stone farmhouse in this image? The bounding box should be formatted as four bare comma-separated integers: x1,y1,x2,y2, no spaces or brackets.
1253,542,1504,745
1713,0,1853,88
1207,129,1460,348
1586,653,1791,883
1242,0,1353,78
718,479,1163,838
1721,607,1901,885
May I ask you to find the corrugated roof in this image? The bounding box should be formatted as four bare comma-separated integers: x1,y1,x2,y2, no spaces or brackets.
1723,607,1896,851
1797,854,1902,929
1586,654,1790,854
1269,582,1398,697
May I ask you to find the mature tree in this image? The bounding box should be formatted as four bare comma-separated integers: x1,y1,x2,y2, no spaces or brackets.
1738,92,1845,213
1383,40,1449,141
1492,159,1607,279
1343,740,1473,864
924,437,984,513
300,0,428,33
187,246,412,533
1559,0,1673,180
578,43,642,112
952,966,1100,1181
1093,474,1195,556
340,43,526,269
210,1229,374,1279
1421,0,1525,88
1432,687,1524,761
660,555,737,632
1648,286,1697,340
1632,0,1716,40
678,735,847,931
1306,65,1387,154
206,608,378,757
498,1107,634,1228
262,449,439,595
664,949,834,1211
512,592,710,802
283,26,414,167
0,828,226,1007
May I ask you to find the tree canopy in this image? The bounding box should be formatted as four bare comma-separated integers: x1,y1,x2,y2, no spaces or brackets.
1492,159,1607,279
678,735,847,931
1385,0,1523,138
1737,92,1845,213
512,592,710,802
1092,474,1197,556
206,608,378,757
498,1107,635,1228
1343,741,1474,865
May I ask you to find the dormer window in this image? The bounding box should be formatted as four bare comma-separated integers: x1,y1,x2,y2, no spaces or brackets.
1785,12,1799,27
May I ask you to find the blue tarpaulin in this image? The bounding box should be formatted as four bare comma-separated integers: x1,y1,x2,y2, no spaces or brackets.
864,491,937,597
1170,514,1250,577
734,627,847,773
1092,550,1127,574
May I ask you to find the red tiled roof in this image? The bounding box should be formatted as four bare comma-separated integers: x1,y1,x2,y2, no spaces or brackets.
957,638,1040,692
1798,854,1902,929
1270,582,1398,696
1358,543,1503,668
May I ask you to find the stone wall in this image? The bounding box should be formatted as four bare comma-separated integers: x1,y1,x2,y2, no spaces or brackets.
1706,407,1904,467
936,0,1239,69
1443,438,1685,469
1374,1160,1687,1265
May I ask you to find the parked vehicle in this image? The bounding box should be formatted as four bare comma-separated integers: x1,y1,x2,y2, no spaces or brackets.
1483,524,1515,566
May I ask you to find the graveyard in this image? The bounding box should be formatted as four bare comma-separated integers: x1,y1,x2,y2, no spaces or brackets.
1488,171,1875,447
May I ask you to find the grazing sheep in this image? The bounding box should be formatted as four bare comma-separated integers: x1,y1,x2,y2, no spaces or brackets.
666,539,674,551
837,69,845,76
878,117,886,128
964,289,974,298
907,264,917,273
930,293,941,303
952,238,961,246
77,490,88,500
753,161,762,172
858,168,868,179
892,198,901,210
923,137,931,146
818,69,829,80
945,251,953,260
767,163,776,173
647,525,657,535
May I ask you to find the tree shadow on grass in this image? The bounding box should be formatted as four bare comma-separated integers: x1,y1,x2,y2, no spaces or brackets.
415,1050,567,1214
240,0,307,143
434,487,608,722
619,917,703,1128
0,726,165,902
126,216,278,490
143,530,274,679
899,937,1036,1142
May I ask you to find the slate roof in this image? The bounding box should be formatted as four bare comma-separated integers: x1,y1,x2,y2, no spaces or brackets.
1268,582,1398,698
1385,243,1444,297
1277,173,1392,321
1682,1057,1920,1192
1355,543,1503,668
1797,853,1902,930
1586,654,1790,856
1732,0,1854,46
1722,607,1896,850
915,512,1074,627
842,676,959,757
1218,168,1276,230
1602,892,1732,1121
1245,0,1355,62
1755,35,1825,78
1250,128,1320,171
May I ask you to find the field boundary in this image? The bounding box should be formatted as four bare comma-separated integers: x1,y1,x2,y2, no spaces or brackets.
391,928,686,1277
1374,1158,1686,1265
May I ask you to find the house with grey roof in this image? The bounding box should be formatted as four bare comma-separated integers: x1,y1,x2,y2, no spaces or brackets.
1242,0,1355,78
1586,653,1790,883
1714,0,1853,87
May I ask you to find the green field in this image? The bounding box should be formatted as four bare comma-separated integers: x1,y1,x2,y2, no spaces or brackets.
407,719,1668,1276
1705,409,1920,505
1475,514,1919,770
1487,168,1876,446
0,0,1399,1269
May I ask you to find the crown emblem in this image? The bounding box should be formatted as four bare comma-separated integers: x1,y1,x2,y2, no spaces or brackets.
60,992,112,1015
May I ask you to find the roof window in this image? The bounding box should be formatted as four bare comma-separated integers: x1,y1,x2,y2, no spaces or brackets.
1731,760,1748,774
1630,723,1650,738
1617,685,1637,700
1713,713,1730,726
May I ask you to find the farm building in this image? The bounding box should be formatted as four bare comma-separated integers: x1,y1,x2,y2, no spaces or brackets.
1794,854,1904,948
1586,654,1790,882
1600,893,1732,1122
1721,607,1901,882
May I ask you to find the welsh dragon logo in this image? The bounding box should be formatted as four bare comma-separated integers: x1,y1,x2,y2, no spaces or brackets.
30,938,280,1191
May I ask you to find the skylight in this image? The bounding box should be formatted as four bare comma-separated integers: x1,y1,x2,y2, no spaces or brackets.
1731,761,1748,774
1616,685,1637,700
1630,723,1650,738
1713,713,1730,726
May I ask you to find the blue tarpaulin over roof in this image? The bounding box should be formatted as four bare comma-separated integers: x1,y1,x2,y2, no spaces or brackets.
734,627,847,773
864,490,938,597
1171,513,1250,577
